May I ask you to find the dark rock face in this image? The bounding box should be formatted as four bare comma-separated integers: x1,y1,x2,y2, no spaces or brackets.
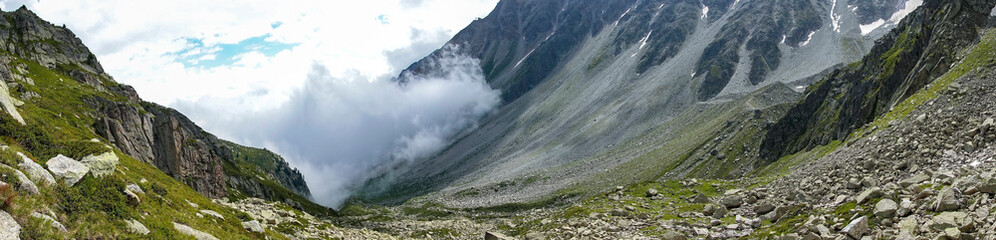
0,7,103,75
402,0,638,102
760,0,996,162
94,97,229,198
695,0,823,100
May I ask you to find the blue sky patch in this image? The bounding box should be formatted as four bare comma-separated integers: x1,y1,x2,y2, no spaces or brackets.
169,34,298,68
376,14,389,24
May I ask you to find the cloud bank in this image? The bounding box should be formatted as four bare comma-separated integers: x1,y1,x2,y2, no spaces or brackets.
174,46,500,207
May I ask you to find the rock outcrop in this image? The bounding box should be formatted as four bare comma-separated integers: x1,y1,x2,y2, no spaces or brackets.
16,152,55,187
93,90,312,202
173,222,219,240
80,152,119,177
0,210,19,240
46,155,89,186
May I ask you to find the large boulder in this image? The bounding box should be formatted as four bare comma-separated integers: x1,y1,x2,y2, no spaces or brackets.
46,155,89,186
199,210,224,220
934,187,960,212
173,222,218,240
15,152,55,187
80,152,119,177
125,219,150,235
899,174,929,187
855,187,883,204
242,220,264,233
0,164,39,195
841,216,868,239
721,195,743,208
874,199,898,218
0,210,20,240
485,231,514,240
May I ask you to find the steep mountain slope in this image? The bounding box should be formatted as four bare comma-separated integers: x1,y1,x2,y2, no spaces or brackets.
366,0,921,207
760,0,994,162
0,6,345,239
331,0,996,239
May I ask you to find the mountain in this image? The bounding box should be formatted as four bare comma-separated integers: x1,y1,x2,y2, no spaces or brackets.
364,0,926,207
0,6,346,239
330,0,996,239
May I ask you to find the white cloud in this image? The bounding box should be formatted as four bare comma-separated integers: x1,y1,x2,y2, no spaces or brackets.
173,47,501,207
1,0,500,206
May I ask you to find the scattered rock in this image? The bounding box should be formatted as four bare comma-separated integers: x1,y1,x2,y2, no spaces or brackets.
0,164,39,195
126,183,145,195
485,231,513,240
855,187,883,204
944,227,961,240
46,155,89,186
0,210,19,240
897,198,914,217
755,202,775,215
173,222,219,240
242,220,264,233
80,152,119,177
721,195,743,208
846,178,862,189
199,210,224,220
930,212,971,232
691,193,710,203
899,174,929,187
874,199,898,218
609,208,629,217
30,212,66,232
841,216,868,239
124,189,140,206
125,219,150,235
712,205,729,218
15,152,55,187
646,188,658,197
661,231,687,240
934,186,961,211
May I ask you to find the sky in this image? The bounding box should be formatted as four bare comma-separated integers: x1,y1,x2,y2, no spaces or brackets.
2,0,501,207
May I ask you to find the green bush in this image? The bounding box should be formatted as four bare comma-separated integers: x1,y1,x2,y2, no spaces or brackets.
0,113,105,161
149,182,168,196
57,175,132,219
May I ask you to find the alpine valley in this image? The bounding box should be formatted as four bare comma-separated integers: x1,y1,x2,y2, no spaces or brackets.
1,0,996,239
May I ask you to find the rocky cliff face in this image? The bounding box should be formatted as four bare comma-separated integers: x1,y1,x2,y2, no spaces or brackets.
0,6,315,204
96,101,231,198
760,0,996,162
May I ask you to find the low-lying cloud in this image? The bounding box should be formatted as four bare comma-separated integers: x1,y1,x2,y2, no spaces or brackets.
174,46,500,207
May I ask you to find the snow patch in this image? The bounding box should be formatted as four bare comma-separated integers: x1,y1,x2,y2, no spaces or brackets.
800,31,816,47
859,19,885,35
991,4,996,16
514,48,536,69
855,0,922,35
830,0,841,32
780,35,786,45
702,6,709,19
639,31,653,50
889,0,923,23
